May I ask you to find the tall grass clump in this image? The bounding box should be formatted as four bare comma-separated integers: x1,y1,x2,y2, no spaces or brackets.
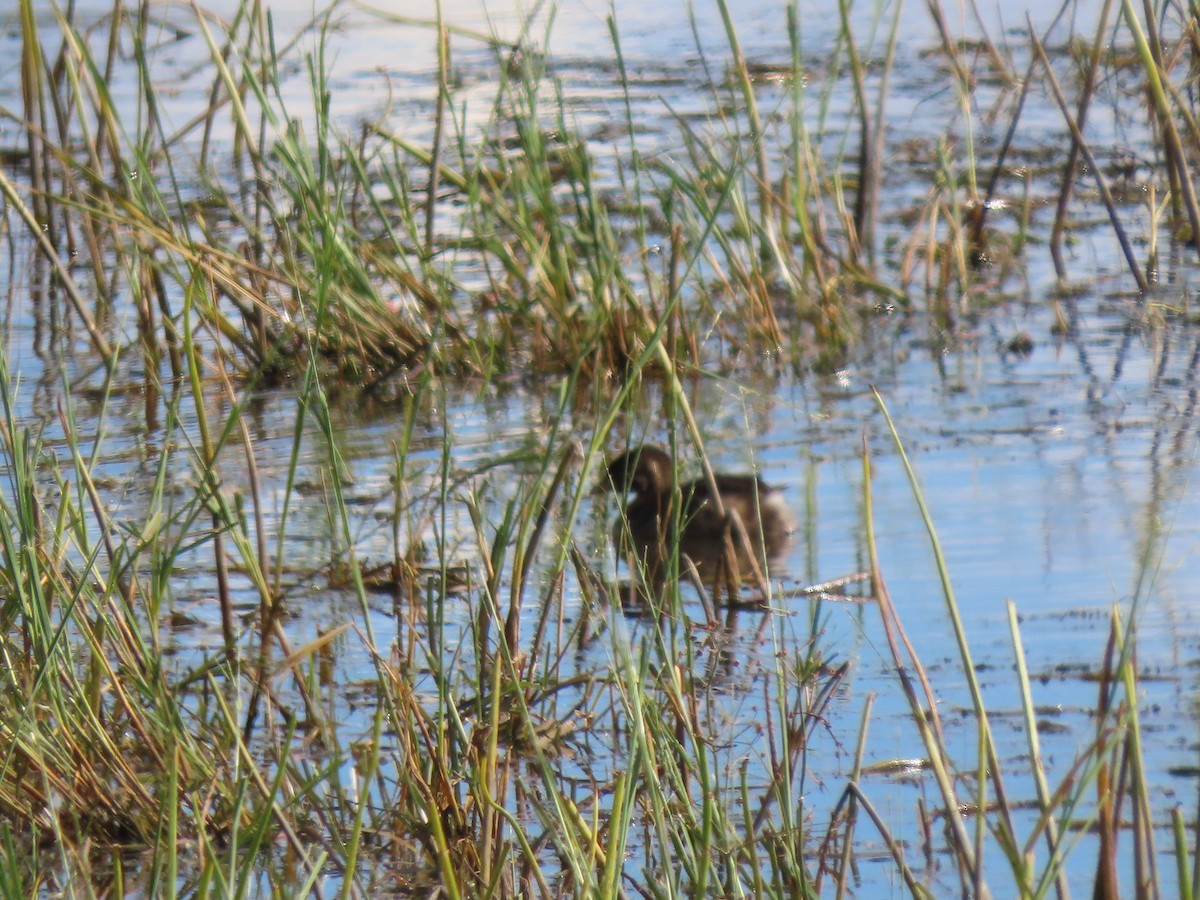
1,0,1200,895
9,0,1200,390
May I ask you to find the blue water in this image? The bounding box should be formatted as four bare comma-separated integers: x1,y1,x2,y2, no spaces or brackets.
0,0,1198,895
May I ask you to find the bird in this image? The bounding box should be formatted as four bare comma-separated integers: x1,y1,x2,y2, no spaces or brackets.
599,444,794,594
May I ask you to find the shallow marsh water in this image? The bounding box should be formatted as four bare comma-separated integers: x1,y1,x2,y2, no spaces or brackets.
3,0,1200,895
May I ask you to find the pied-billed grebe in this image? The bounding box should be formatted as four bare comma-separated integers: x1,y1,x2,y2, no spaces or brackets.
600,444,795,590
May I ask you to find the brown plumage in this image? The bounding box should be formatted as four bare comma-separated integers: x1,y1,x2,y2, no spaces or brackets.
600,444,794,590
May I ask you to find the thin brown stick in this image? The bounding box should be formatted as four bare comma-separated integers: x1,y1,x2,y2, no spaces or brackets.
972,0,1071,251
1049,0,1113,279
0,167,113,359
1030,22,1150,294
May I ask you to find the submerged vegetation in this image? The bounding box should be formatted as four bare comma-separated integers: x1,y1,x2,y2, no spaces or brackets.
0,0,1197,895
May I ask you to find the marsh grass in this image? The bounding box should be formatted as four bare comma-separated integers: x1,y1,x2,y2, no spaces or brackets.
1,0,1200,895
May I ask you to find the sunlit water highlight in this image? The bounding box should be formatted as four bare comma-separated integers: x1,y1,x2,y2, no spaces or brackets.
1,0,1198,894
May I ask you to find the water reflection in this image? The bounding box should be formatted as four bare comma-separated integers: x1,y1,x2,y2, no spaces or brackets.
0,0,1198,893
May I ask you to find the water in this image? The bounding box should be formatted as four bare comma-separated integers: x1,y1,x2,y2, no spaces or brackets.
1,0,1199,895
